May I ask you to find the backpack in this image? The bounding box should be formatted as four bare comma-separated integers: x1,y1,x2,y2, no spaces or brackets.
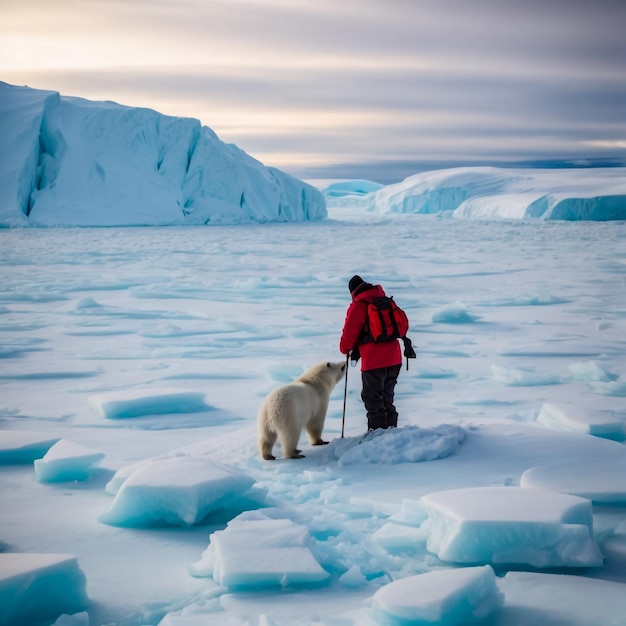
353,294,416,370
363,296,409,343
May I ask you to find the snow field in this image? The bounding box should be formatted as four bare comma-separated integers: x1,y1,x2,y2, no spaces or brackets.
0,215,625,625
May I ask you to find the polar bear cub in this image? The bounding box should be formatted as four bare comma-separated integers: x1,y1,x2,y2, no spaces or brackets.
258,361,346,460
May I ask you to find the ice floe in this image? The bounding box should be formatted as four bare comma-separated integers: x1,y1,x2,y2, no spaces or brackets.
520,438,626,503
371,565,503,625
420,486,603,567
189,510,330,589
536,402,625,440
34,439,105,483
88,387,209,419
495,572,626,626
0,553,88,625
99,456,256,527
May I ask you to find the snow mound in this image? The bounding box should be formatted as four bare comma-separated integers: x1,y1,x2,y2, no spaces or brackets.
0,553,88,625
420,486,603,567
34,439,105,483
372,166,626,221
537,403,625,440
0,81,325,227
189,510,330,589
0,430,60,463
372,565,503,625
99,456,256,527
88,387,209,418
328,425,466,466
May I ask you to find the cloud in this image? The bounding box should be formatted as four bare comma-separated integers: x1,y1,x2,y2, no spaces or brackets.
2,0,625,180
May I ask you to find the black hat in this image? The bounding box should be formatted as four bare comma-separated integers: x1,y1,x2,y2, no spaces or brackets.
348,275,364,293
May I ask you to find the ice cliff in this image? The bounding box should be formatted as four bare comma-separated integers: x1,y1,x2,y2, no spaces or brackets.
0,81,326,227
325,166,626,221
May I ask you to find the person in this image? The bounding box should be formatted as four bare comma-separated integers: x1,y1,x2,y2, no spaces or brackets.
339,275,402,431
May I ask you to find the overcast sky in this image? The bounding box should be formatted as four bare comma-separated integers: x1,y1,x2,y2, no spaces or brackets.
2,0,625,182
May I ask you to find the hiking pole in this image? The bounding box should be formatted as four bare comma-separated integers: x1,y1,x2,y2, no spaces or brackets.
341,352,349,438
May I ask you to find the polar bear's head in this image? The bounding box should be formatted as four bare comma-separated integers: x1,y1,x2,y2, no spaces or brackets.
297,360,346,391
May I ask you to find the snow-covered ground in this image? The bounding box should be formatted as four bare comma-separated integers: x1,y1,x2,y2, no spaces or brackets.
1,208,625,625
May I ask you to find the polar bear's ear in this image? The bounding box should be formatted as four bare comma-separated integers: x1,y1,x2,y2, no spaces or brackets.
326,362,331,368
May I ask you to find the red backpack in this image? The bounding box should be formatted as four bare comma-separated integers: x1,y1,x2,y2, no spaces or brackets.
364,296,409,342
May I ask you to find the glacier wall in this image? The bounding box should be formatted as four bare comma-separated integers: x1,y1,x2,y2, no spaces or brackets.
327,166,626,221
382,167,626,221
0,82,326,227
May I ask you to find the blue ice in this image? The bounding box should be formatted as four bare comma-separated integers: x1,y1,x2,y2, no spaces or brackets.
420,486,603,568
0,82,325,227
99,456,257,527
432,302,481,324
189,510,330,589
0,430,59,463
88,387,210,419
372,565,503,625
0,553,88,625
537,402,625,440
34,439,105,483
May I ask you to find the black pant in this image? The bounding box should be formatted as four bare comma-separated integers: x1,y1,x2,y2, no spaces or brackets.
361,364,401,430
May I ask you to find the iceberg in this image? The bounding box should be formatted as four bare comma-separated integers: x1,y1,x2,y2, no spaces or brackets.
370,166,626,220
323,179,383,197
0,81,326,227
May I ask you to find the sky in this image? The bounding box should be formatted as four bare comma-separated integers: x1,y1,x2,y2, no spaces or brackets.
2,0,626,183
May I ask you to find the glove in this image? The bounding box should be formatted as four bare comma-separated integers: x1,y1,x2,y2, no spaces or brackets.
402,336,416,359
350,345,361,363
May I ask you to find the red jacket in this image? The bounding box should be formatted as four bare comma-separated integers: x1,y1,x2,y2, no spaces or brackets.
340,284,402,371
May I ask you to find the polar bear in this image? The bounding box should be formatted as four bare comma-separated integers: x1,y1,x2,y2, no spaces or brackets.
258,361,346,460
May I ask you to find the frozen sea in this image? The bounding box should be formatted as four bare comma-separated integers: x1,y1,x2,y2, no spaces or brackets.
1,207,626,626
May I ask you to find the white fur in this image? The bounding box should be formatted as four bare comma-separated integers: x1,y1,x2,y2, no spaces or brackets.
257,361,346,460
